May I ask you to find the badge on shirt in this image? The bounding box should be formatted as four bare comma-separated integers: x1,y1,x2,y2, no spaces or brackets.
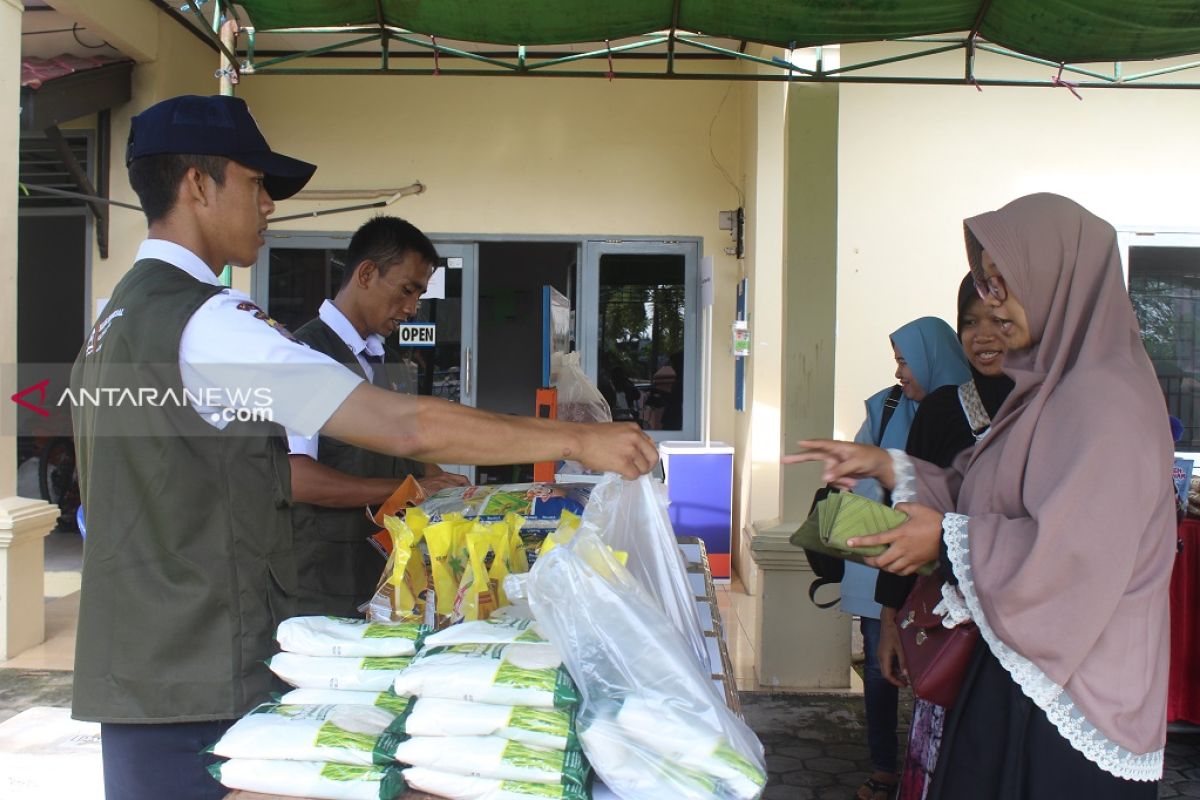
235,301,300,343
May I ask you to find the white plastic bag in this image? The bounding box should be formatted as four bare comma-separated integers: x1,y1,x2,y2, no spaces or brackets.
526,530,766,800
210,758,407,800
580,473,708,670
423,617,548,648
552,351,611,424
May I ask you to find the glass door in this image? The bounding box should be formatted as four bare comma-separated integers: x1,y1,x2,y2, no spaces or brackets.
579,240,700,442
256,233,478,481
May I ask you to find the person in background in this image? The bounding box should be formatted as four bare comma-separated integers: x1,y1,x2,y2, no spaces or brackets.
287,215,470,617
875,275,1014,800
791,194,1172,798
845,316,971,800
71,94,657,800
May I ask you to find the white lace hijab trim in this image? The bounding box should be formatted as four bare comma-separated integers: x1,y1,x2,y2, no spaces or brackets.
886,449,1163,782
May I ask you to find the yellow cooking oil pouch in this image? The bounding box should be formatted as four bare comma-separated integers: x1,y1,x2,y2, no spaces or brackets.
457,529,498,622
424,518,458,618
402,509,430,603
538,510,581,559
487,521,513,607
506,512,530,575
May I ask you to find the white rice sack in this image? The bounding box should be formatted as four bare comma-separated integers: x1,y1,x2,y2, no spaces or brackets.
277,616,427,657
423,617,547,648
402,766,590,800
614,696,764,800
269,652,413,691
210,758,407,800
393,644,578,709
578,719,721,800
281,688,409,715
212,703,406,766
393,735,588,788
402,698,576,751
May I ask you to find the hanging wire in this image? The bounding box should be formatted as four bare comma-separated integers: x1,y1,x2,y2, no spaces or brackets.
71,22,110,49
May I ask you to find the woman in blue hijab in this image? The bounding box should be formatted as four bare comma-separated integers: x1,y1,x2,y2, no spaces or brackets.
845,315,970,800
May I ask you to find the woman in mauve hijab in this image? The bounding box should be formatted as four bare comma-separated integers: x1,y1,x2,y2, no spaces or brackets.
788,194,1174,798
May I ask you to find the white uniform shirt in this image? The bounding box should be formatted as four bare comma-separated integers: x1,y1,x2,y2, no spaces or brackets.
286,300,385,459
137,239,363,437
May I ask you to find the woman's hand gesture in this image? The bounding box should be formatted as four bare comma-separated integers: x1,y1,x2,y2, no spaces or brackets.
781,439,896,491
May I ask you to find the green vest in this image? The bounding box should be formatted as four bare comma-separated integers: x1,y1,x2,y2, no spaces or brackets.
70,259,295,723
289,317,424,617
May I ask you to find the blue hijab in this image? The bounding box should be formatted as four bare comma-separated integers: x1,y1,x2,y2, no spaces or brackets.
843,315,971,619
862,316,971,451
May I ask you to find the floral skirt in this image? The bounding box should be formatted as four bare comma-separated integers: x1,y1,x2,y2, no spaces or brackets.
898,698,945,800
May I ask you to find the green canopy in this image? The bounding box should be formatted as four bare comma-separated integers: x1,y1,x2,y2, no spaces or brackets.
236,0,1200,63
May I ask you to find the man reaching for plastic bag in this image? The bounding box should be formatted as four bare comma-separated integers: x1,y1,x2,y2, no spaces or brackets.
69,93,658,800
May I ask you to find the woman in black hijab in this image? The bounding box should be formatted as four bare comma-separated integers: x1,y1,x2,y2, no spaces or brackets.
877,274,1015,800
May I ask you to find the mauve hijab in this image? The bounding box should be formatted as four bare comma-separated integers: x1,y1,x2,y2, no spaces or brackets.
910,194,1175,778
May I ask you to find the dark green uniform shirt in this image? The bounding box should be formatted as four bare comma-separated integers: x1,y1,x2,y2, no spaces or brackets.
289,317,425,617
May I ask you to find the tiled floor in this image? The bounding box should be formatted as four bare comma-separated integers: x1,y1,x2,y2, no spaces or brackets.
716,574,759,691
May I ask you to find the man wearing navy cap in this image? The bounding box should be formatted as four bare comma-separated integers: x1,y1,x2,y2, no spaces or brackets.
70,94,657,799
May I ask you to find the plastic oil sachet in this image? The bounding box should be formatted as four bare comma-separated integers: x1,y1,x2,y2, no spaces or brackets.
454,528,499,623
269,652,413,692
393,643,578,709
402,766,589,800
276,616,426,658
364,516,418,623
211,759,407,800
401,508,431,608
488,521,514,608
212,703,406,766
425,515,461,619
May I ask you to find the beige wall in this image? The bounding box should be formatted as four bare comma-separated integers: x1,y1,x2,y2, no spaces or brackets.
834,45,1200,442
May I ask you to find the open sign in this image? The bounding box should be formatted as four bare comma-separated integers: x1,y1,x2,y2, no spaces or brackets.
397,323,436,347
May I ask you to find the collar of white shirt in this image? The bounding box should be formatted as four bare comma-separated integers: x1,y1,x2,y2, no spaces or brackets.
135,239,225,287
318,299,385,359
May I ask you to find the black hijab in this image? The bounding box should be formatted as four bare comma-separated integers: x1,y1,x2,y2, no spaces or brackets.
905,275,1015,468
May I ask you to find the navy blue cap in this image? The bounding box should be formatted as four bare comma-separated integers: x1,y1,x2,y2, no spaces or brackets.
126,95,316,200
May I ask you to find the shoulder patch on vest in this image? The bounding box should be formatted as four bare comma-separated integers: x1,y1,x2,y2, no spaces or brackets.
84,307,126,357
235,301,300,343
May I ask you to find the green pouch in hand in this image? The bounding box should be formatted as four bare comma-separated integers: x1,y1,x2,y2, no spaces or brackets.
790,492,937,575
820,493,906,555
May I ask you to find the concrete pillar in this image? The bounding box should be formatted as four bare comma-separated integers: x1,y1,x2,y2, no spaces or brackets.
1,0,21,499
752,522,851,688
0,497,60,659
748,83,850,690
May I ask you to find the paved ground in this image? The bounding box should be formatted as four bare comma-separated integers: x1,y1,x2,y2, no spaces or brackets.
741,691,1200,799
3,673,1196,798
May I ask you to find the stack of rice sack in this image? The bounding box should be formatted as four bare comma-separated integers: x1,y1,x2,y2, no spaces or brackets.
391,617,591,800
208,615,424,800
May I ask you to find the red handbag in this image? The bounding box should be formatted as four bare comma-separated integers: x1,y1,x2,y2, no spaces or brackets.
897,574,980,708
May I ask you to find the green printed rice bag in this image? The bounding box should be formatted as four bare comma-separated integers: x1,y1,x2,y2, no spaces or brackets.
423,617,547,648
280,688,412,716
402,766,591,800
276,616,427,658
399,697,577,751
393,735,589,788
269,652,413,691
393,644,578,709
212,703,407,766
210,758,407,800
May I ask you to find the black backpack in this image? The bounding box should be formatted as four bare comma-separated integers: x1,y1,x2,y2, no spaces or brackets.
805,385,902,609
